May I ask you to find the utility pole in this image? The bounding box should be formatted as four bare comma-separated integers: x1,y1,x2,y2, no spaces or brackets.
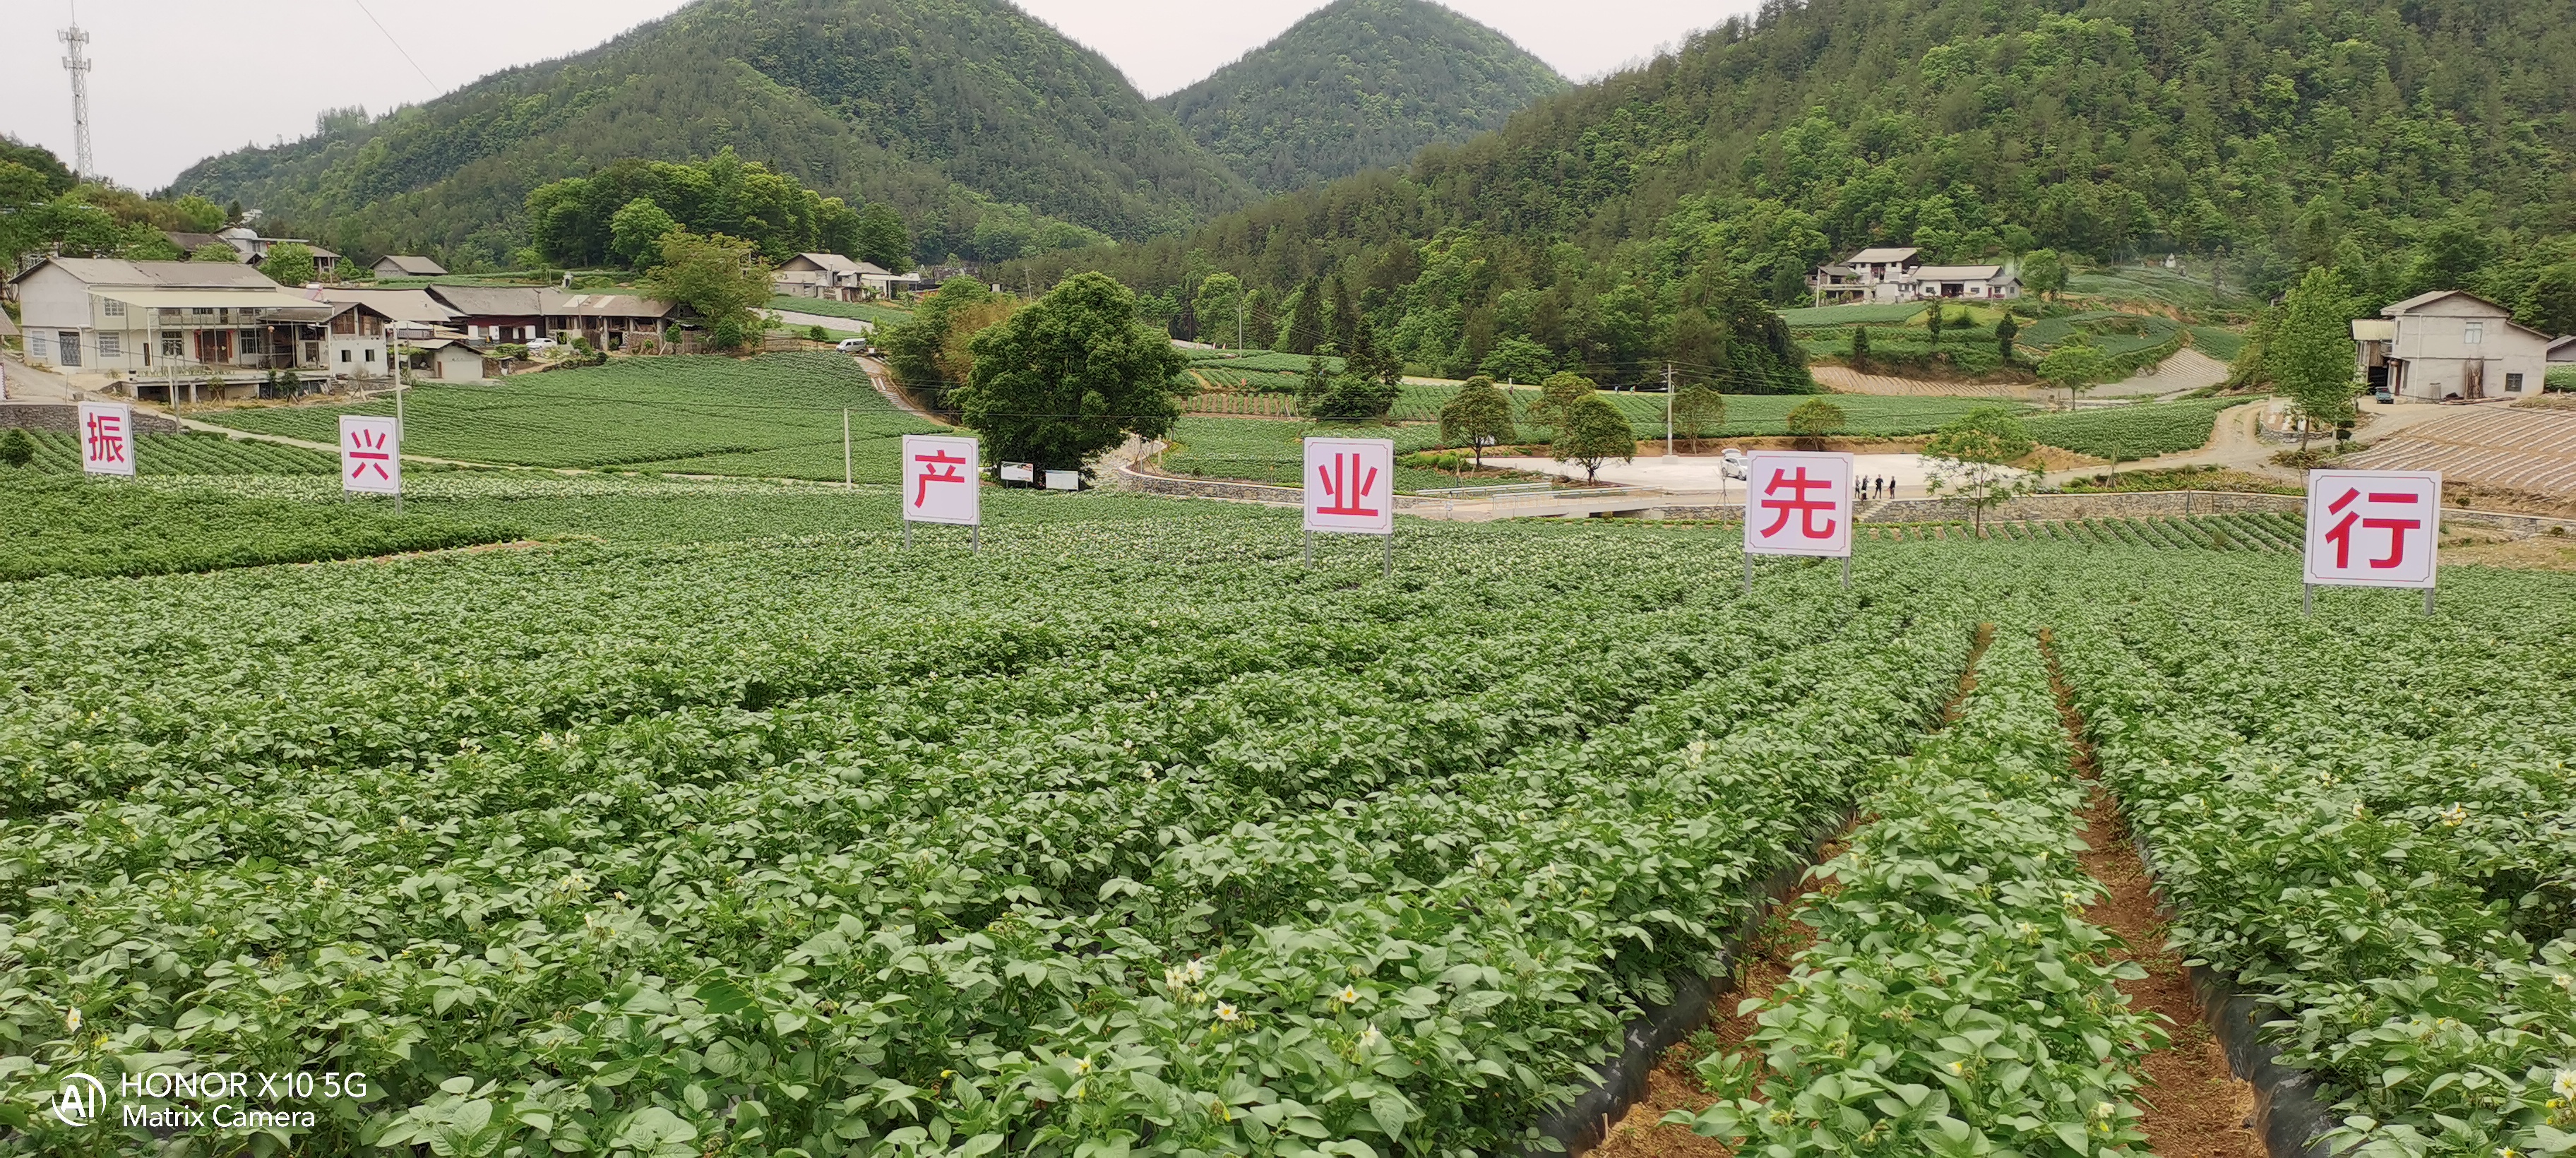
1662,362,1677,462
59,10,95,180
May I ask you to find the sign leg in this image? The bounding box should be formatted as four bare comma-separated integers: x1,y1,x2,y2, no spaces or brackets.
2423,586,2435,616
902,521,911,551
1743,553,1753,595
1305,531,1313,567
1383,531,1393,580
1842,554,1850,590
972,526,981,553
2303,583,2313,617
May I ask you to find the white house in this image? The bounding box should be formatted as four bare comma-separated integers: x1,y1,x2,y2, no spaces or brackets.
373,255,448,277
8,258,316,385
858,262,922,299
160,227,340,279
2550,335,2575,366
2353,290,2559,402
775,252,864,300
1809,248,2020,305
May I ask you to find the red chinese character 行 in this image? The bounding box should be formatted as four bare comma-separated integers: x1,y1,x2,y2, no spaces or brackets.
346,428,393,480
1316,452,1380,517
85,412,126,463
912,449,967,506
1758,466,1839,539
2322,487,2422,570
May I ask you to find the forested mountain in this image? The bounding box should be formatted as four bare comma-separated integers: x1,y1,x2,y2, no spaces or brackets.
161,0,1257,268
1155,0,1564,193
1017,0,2576,383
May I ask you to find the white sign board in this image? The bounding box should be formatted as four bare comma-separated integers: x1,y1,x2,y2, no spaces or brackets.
1044,470,1081,491
1744,450,1854,557
339,414,402,494
1303,436,1395,535
901,434,980,525
2304,470,2440,589
1000,461,1034,482
78,402,136,477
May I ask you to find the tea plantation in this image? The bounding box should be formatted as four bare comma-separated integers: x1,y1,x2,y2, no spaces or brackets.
4,473,2568,1158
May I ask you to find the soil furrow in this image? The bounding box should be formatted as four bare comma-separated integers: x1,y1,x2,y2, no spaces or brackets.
2041,628,2263,1158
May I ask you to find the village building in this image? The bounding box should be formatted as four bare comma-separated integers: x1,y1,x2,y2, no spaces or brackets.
1808,248,2019,305
539,290,679,350
308,287,461,330
2352,290,2559,402
424,286,547,342
372,255,448,277
9,258,314,384
161,227,341,280
775,253,865,300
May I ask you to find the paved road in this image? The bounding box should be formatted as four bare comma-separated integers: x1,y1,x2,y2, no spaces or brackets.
0,353,82,402
768,309,874,335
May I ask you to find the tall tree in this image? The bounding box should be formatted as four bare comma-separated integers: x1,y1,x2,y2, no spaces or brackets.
1193,272,1245,349
1528,371,1596,429
1671,382,1727,453
2265,268,2361,449
955,272,1188,473
1995,312,2020,364
1280,277,1323,354
608,198,678,269
854,203,912,273
1439,374,1517,465
259,242,318,287
1784,398,1847,450
1555,395,1637,482
2037,338,2111,412
2519,263,2576,338
1479,336,1551,384
642,231,774,350
2020,251,2069,302
1921,406,2039,535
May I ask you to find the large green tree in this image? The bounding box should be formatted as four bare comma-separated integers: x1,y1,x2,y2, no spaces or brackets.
641,231,774,350
2037,338,2112,411
1439,375,1517,465
1555,395,1637,482
608,198,679,268
259,242,318,286
2265,268,2361,448
954,272,1188,473
854,202,912,273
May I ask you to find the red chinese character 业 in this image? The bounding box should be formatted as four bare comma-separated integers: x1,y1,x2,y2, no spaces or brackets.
912,448,968,506
1316,452,1380,517
2322,487,2423,570
1758,466,1839,539
346,427,393,480
85,412,126,464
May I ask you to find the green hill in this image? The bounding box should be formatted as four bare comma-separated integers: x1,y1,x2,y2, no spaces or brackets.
1018,0,2576,381
1155,0,1566,193
161,0,1258,267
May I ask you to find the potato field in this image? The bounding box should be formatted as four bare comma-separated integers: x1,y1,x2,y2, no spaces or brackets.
2,478,2570,1158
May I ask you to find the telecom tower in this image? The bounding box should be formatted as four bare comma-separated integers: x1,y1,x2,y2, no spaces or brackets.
60,13,96,180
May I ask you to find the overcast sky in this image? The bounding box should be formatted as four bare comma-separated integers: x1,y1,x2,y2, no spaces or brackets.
0,1,1746,193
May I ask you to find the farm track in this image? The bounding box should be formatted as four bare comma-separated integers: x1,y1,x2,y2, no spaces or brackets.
2039,629,2264,1158
1588,624,1999,1158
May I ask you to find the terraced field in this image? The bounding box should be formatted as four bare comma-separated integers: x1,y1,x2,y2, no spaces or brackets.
2345,404,2576,491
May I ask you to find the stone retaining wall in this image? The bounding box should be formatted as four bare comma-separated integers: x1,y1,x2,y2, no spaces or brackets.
1,402,180,435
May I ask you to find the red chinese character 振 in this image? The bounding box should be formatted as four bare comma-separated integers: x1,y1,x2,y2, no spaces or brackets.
1758,466,1839,539
85,412,126,463
2322,487,2422,570
346,428,393,480
1316,452,1380,517
912,449,968,506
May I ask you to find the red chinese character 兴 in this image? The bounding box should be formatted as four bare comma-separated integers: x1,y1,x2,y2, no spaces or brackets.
346,428,393,480
912,449,968,506
1758,466,1839,539
1315,452,1381,517
85,412,126,463
2322,487,2423,570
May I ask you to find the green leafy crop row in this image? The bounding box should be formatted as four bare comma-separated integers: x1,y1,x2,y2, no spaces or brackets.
0,472,523,580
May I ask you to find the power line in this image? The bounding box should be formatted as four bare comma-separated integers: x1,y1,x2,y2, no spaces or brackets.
350,0,436,90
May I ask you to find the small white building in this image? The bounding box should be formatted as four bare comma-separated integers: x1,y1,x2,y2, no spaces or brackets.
372,255,448,277
1809,248,2020,305
2353,290,2560,402
775,252,865,300
8,258,314,383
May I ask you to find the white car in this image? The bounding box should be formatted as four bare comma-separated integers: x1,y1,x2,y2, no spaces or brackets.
523,338,559,353
1719,448,1749,479
837,338,871,354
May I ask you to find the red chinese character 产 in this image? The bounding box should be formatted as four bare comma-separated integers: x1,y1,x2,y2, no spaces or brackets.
912,449,968,506
85,413,126,463
2322,487,2422,570
1758,466,1839,539
346,428,393,480
1316,452,1380,517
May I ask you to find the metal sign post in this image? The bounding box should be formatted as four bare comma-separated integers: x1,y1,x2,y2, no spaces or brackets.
2301,469,2440,617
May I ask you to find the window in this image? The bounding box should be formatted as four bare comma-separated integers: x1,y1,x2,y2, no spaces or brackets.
161,335,184,358
2464,321,2483,345
239,330,265,355
56,332,82,367
98,333,121,357
28,333,48,359
102,299,124,318
191,306,215,316
2507,373,2526,392
340,349,351,364
364,347,377,363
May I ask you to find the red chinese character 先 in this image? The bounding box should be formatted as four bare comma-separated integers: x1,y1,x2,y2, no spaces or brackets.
346,428,393,480
912,449,968,506
85,412,126,463
2322,487,2423,570
1315,452,1381,517
1758,466,1839,539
